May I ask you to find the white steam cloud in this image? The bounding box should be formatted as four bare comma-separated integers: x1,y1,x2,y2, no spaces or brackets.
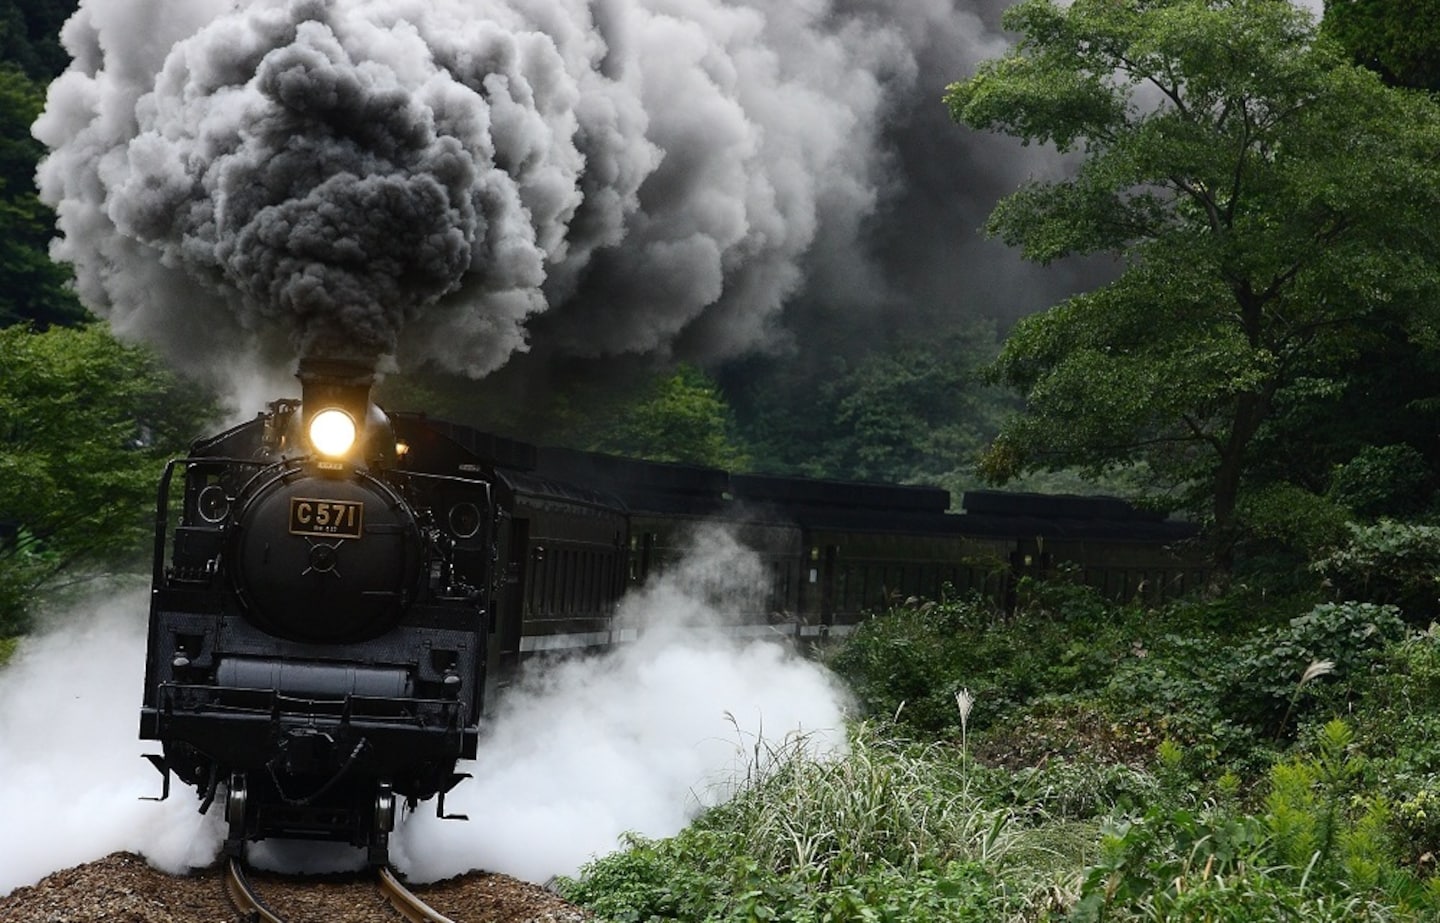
0,535,848,892
0,588,222,897
393,527,850,883
35,0,918,387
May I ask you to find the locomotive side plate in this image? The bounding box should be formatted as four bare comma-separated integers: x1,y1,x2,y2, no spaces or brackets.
289,497,364,538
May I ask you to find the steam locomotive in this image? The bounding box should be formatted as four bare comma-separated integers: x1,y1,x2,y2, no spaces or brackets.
140,360,1205,863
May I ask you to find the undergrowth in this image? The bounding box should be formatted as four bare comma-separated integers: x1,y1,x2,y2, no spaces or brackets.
560,583,1440,921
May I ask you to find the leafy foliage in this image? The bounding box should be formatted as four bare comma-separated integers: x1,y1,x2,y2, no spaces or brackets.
0,324,215,633
946,0,1440,566
567,591,1440,921
1313,522,1440,620
0,0,76,82
1323,0,1440,90
575,364,751,470
1221,602,1405,745
1327,445,1433,520
726,324,1011,494
0,63,87,328
826,584,1129,739
1072,722,1432,923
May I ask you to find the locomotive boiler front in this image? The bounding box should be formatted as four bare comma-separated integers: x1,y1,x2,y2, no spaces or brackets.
231,466,420,643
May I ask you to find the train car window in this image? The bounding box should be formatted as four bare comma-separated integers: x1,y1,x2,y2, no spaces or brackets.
552,547,562,615
558,547,568,614
586,551,597,613
575,548,585,614
572,549,581,615
568,547,578,614
579,548,589,612
564,548,576,614
579,550,589,614
568,547,579,613
545,548,557,616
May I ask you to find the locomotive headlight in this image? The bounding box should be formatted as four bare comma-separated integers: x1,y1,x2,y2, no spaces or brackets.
308,408,357,457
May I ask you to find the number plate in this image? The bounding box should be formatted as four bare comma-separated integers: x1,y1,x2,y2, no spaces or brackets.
289,497,364,538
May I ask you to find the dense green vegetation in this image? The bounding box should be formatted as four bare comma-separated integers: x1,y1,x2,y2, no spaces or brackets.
946,0,1440,570
0,324,215,637
1323,0,1440,90
560,579,1440,921
1,0,85,329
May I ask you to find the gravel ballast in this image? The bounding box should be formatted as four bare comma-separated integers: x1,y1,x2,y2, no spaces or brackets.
0,852,593,922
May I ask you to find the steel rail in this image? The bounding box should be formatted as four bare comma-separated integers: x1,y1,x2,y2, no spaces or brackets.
224,857,287,923
377,866,457,923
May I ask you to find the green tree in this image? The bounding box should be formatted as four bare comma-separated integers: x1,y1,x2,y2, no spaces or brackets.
1323,0,1440,90
580,363,750,470
0,0,77,82
0,64,86,328
725,324,1014,494
814,332,1009,487
946,0,1440,567
0,324,216,634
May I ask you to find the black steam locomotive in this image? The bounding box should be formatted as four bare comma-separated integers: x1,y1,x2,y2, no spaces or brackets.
140,360,1204,863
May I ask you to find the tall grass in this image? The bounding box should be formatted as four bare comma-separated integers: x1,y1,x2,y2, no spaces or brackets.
561,718,1075,921
720,721,1017,882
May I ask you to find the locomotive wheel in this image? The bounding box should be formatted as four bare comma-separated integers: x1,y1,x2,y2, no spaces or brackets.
225,774,248,831
375,782,395,833
367,782,396,867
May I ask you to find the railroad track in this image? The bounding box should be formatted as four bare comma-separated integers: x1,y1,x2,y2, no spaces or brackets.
225,857,457,923
377,865,457,923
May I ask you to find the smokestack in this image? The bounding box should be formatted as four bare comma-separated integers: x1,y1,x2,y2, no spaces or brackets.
297,356,375,408
296,355,380,463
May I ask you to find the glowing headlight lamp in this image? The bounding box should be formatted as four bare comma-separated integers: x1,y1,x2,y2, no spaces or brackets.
308,408,358,458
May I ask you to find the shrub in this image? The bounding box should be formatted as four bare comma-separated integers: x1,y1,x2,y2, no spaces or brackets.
827,585,1138,738
1071,722,1440,922
1237,481,1352,557
1328,444,1431,520
1313,521,1440,620
1224,602,1405,739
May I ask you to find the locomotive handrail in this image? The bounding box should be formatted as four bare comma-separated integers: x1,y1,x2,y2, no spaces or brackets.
151,459,182,587
393,469,494,488
150,454,287,586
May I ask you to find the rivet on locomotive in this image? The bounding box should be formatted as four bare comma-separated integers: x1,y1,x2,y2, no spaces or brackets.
140,358,494,865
